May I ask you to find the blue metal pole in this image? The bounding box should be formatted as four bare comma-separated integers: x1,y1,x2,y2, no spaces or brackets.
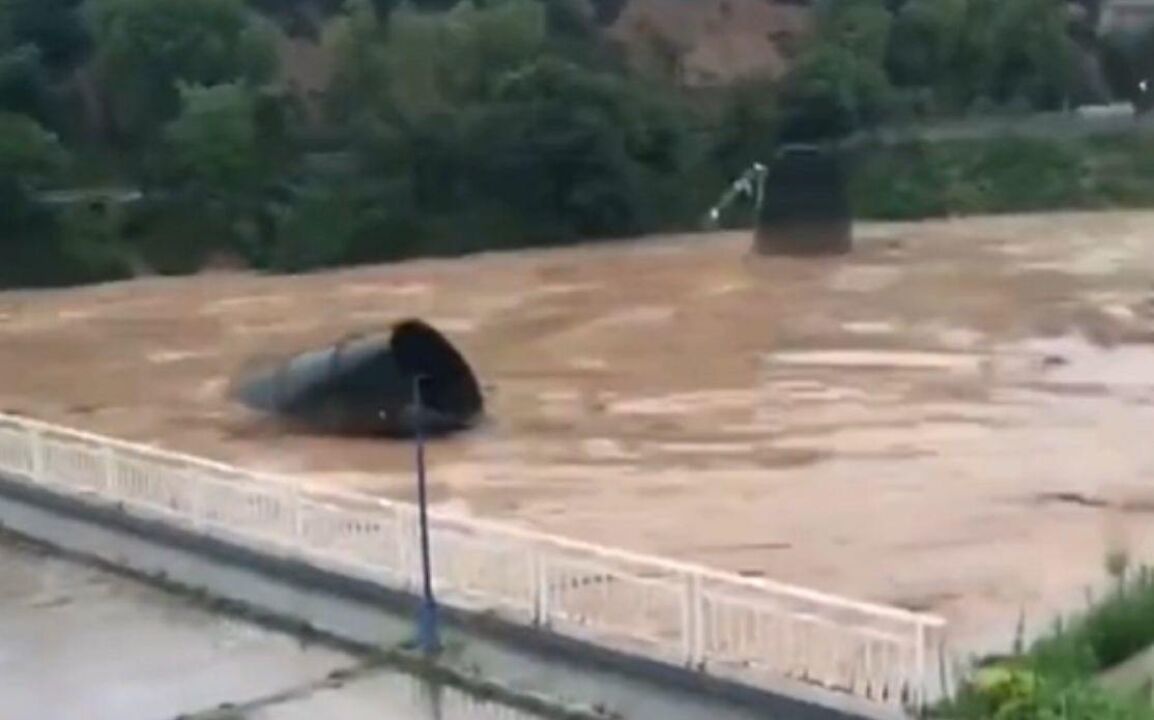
413,375,441,655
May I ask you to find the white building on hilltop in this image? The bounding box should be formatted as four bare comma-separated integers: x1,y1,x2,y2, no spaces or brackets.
1101,0,1154,33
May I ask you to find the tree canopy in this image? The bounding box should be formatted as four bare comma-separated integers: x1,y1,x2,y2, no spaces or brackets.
85,0,276,143
0,0,1149,288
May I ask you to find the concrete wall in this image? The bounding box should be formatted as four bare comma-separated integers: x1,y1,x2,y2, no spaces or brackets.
0,471,903,720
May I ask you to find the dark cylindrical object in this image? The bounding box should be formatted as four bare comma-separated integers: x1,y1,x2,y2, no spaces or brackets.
755,143,852,256
233,319,484,438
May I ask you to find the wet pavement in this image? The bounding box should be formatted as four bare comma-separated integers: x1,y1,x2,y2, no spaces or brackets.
0,538,541,720
3,210,1154,656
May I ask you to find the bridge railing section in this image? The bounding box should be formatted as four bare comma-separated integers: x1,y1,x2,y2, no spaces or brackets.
0,413,947,710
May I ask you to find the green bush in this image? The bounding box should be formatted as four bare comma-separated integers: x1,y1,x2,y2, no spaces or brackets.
850,141,950,219
12,0,1154,290
125,200,226,275
56,203,135,280
939,656,1154,719
964,137,1085,213
0,197,133,288
1033,567,1154,676
939,566,1154,720
268,185,357,272
852,133,1154,221
942,665,1153,720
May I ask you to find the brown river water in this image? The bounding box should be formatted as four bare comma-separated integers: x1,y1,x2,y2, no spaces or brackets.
3,210,1154,658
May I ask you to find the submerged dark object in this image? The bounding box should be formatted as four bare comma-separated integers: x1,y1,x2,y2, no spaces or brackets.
233,319,484,438
755,143,852,256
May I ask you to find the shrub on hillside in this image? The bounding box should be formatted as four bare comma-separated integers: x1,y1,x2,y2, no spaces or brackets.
938,564,1154,720
850,134,1154,220
1033,567,1154,676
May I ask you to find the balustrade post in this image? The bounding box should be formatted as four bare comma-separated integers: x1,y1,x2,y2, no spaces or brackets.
531,547,550,626
188,471,204,531
914,620,928,712
292,486,306,543
28,429,45,483
396,506,416,590
99,445,116,496
682,571,705,668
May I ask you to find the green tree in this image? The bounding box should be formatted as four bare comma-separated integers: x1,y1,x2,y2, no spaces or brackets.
326,0,546,124
0,110,65,185
323,0,639,258
778,0,895,139
0,43,43,117
321,0,696,263
85,0,277,144
817,0,893,64
164,83,261,194
987,0,1078,109
885,0,971,106
779,44,893,139
1103,23,1154,105
457,57,689,242
709,80,780,180
886,0,1078,113
0,0,44,118
323,0,391,123
0,112,123,289
157,82,290,267
1,0,89,70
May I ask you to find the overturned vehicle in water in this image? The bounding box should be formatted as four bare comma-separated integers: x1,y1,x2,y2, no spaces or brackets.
232,319,484,438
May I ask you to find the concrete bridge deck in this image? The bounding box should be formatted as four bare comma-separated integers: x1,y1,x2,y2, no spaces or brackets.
0,414,925,720
0,535,540,720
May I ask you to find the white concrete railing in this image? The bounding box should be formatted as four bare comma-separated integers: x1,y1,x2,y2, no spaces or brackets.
0,412,946,710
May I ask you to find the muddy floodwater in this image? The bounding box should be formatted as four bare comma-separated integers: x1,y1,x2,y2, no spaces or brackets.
3,210,1154,657
0,537,544,720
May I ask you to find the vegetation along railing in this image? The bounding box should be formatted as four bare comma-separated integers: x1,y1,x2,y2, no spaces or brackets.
0,412,946,710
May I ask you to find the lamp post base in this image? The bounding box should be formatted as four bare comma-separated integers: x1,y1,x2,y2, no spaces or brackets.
417,597,441,655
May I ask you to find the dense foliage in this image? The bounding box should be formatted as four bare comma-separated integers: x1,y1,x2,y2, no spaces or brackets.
939,565,1154,720
3,0,1154,287
850,134,1154,219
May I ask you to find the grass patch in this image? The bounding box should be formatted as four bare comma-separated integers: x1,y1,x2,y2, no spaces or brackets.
937,669,1152,720
851,132,1154,221
935,563,1154,719
1032,567,1154,678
